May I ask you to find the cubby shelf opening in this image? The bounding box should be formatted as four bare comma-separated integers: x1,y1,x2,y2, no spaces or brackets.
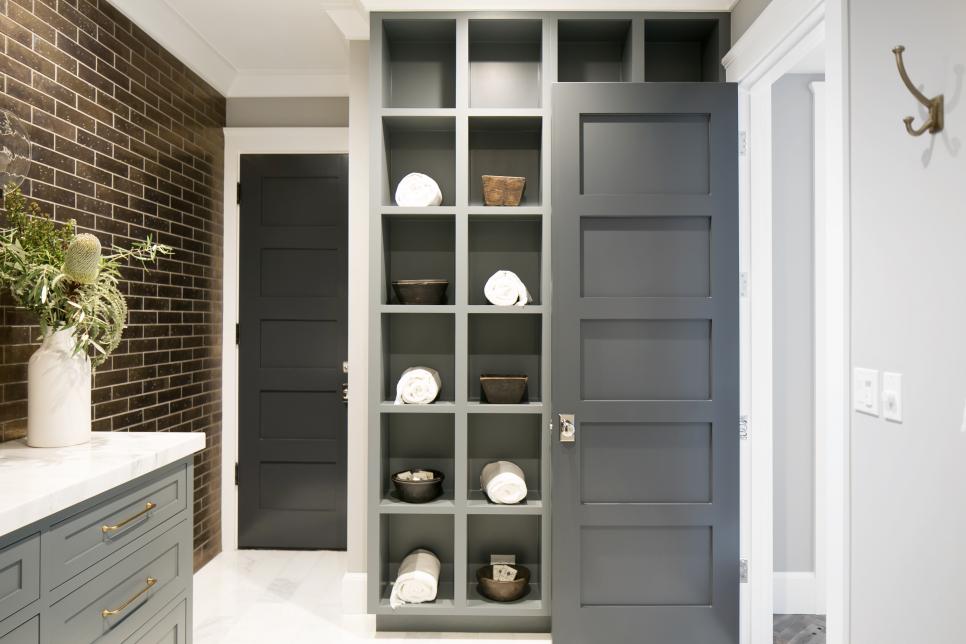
382,313,455,403
469,19,543,108
382,116,456,207
644,18,721,82
468,214,542,304
468,117,542,207
382,214,456,305
468,314,542,403
558,19,633,82
380,514,455,607
381,413,455,507
467,515,542,607
382,19,456,108
468,414,542,504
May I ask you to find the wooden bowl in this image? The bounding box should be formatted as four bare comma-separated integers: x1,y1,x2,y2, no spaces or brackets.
482,175,526,206
480,375,528,404
476,565,531,602
391,469,445,503
391,279,448,305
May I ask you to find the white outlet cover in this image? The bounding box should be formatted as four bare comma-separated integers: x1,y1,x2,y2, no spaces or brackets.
854,367,880,416
882,372,903,422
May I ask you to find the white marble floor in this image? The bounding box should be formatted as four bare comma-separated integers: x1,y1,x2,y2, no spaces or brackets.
193,549,552,644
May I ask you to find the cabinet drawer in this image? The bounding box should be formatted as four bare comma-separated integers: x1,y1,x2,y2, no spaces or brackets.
0,535,39,623
124,595,188,644
48,520,190,644
0,615,37,644
46,465,188,589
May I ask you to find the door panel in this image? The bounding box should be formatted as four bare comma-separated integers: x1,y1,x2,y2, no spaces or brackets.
552,82,738,644
239,154,348,549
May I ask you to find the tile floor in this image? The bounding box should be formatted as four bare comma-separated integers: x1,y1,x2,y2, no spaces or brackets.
194,549,823,643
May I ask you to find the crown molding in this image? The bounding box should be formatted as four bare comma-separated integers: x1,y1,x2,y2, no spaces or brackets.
360,0,732,10
228,72,351,98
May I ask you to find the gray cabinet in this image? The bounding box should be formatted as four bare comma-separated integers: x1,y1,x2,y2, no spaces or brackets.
0,459,194,644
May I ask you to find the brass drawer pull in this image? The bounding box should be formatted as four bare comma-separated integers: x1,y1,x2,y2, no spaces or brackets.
101,577,157,618
102,502,157,534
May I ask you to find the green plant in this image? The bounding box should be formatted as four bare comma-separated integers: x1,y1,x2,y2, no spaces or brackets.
0,186,172,368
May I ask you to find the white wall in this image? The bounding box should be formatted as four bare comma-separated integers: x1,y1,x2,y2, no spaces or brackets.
772,73,823,574
730,0,773,44
849,0,966,641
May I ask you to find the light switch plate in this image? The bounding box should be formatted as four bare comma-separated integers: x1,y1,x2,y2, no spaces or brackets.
882,372,903,422
854,367,880,416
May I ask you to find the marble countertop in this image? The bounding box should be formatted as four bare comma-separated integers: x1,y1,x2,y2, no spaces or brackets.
0,432,206,537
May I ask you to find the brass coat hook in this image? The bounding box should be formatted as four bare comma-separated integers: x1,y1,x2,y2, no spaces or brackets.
892,45,944,136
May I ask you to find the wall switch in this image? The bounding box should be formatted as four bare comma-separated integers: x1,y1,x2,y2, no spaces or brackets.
882,372,903,422
854,367,880,416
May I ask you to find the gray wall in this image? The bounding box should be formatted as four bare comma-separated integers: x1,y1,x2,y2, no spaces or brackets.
730,0,772,44
226,97,349,127
850,0,966,641
772,73,823,574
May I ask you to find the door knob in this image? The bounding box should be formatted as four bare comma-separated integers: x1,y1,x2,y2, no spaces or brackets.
559,413,576,443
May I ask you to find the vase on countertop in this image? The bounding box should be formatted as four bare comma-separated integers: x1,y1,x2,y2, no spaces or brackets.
27,328,91,448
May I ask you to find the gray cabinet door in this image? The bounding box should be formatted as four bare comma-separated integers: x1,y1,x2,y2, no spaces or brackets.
551,82,738,644
239,154,349,549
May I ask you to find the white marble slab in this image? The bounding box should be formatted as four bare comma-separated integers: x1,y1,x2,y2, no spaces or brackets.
0,431,205,537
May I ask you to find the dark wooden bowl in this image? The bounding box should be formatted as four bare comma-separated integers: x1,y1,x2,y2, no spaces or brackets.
480,375,528,404
391,279,448,305
391,469,445,503
476,564,531,602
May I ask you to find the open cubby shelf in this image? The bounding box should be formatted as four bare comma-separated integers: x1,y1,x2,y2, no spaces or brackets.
382,214,456,304
382,19,456,108
382,116,456,207
558,19,633,82
469,19,543,108
370,10,728,630
468,117,542,207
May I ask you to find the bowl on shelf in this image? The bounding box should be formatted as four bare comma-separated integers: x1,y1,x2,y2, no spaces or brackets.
482,175,527,206
391,469,445,503
391,279,449,305
480,375,528,404
476,564,531,603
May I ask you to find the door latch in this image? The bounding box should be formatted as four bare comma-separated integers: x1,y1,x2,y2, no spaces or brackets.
559,413,576,443
341,382,348,403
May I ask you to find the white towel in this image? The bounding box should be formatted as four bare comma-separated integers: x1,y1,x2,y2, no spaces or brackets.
394,172,443,207
389,549,441,609
394,367,441,405
481,461,528,505
483,270,532,307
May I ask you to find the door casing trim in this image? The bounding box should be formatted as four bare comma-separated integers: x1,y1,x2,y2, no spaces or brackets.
724,0,851,642
222,128,350,553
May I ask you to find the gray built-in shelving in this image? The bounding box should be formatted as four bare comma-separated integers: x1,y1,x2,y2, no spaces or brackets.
367,11,729,633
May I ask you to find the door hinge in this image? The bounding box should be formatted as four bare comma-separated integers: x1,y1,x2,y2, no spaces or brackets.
739,272,749,298
739,131,748,156
740,559,749,583
236,182,241,205
235,323,240,345
739,415,750,440
234,462,240,486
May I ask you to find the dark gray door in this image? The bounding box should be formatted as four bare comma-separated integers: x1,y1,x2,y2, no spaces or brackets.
239,154,348,549
551,83,738,643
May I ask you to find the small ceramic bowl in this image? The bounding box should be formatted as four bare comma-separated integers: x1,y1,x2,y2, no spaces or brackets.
476,564,531,602
391,469,445,503
391,280,448,305
480,375,528,404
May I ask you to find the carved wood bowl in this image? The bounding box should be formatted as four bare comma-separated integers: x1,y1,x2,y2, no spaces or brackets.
480,375,528,404
391,279,449,305
476,564,531,602
391,469,445,504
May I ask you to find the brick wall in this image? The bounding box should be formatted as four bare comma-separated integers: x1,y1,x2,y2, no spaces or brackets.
0,0,225,570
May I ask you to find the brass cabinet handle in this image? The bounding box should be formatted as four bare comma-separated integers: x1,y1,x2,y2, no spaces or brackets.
102,502,157,534
101,577,157,618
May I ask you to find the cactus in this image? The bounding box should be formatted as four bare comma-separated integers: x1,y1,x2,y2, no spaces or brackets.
63,233,102,284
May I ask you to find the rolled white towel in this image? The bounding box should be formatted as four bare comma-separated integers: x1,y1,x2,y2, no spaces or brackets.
481,460,528,505
394,172,443,207
483,270,532,307
394,367,442,405
389,548,441,609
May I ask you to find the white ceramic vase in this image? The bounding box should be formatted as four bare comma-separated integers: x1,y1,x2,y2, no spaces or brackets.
27,328,91,447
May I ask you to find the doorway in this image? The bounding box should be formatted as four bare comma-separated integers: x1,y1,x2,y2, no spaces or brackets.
237,153,349,549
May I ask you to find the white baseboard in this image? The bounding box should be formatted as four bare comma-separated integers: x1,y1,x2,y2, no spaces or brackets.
774,572,819,615
341,572,367,614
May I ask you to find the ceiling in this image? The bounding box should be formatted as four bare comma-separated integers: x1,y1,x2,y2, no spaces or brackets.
107,0,738,98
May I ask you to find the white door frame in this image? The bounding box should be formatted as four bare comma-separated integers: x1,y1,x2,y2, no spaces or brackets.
724,0,851,642
221,127,351,553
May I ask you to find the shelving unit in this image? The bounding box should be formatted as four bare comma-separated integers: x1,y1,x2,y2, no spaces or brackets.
368,11,729,633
